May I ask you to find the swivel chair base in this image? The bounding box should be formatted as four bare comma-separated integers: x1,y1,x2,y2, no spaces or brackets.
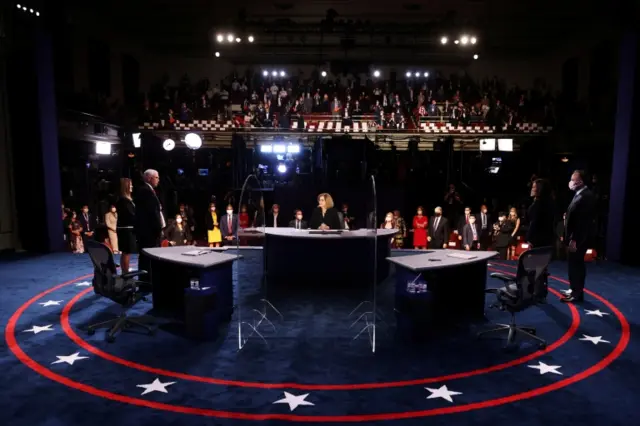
87,313,155,343
477,314,546,349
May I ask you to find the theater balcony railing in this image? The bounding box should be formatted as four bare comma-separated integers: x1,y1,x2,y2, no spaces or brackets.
58,109,122,145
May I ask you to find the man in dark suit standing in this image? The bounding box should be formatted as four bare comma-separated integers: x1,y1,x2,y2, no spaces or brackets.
221,204,238,245
462,214,481,251
428,206,449,249
562,170,596,303
135,169,165,273
78,205,96,240
266,204,285,228
477,204,492,250
289,210,308,229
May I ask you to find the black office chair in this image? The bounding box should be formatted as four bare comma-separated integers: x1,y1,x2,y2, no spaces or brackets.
478,246,553,349
84,239,155,342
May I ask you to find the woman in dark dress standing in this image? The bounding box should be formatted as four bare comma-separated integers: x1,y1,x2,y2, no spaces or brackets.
116,178,137,273
525,178,556,301
309,193,341,230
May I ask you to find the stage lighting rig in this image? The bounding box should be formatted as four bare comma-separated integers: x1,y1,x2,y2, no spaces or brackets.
406,71,430,79
184,133,202,150
262,69,287,78
216,32,256,44
16,3,40,16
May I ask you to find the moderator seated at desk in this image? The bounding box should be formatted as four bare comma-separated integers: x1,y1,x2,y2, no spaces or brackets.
263,228,397,286
387,250,497,332
143,246,238,319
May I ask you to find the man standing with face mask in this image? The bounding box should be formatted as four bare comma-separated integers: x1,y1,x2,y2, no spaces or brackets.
562,170,596,303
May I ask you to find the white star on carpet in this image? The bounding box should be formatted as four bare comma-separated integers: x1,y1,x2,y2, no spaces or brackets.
75,281,92,287
39,300,63,307
23,325,53,334
136,378,176,395
425,385,462,403
585,309,609,317
273,392,315,411
528,361,563,375
51,352,89,365
579,335,610,345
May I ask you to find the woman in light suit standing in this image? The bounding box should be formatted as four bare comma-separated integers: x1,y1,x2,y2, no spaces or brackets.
105,204,119,253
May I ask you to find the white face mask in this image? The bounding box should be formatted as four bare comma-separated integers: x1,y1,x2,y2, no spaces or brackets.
111,208,116,212
211,207,215,211
296,215,302,220
227,210,233,215
386,217,392,222
176,218,182,224
568,180,581,191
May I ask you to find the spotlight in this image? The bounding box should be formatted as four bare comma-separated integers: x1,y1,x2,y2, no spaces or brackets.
279,70,286,77
215,51,220,57
216,34,224,42
184,133,202,149
287,144,300,154
235,37,241,42
248,35,254,42
414,72,420,77
259,144,273,153
17,4,21,8
29,8,33,13
277,164,287,174
271,70,278,77
132,133,141,148
321,71,327,77
262,70,268,77
226,34,234,42
273,144,286,153
440,36,448,44
454,39,459,44
162,139,175,151
473,54,479,60
423,72,429,77
460,36,469,45
35,11,39,16
405,71,412,78
373,70,381,78
561,157,569,163
96,142,111,155
470,36,477,44
22,6,26,10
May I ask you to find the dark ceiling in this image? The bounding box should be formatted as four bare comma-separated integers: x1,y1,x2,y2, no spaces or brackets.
65,0,623,61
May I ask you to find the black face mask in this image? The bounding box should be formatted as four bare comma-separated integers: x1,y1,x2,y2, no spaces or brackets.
435,213,442,217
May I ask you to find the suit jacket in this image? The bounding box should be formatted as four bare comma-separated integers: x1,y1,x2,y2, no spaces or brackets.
494,221,515,248
457,214,473,233
220,214,239,238
476,212,492,235
134,184,163,243
526,198,556,247
309,207,342,230
564,187,596,248
429,216,449,247
462,223,481,248
78,213,96,234
289,219,308,229
266,213,286,228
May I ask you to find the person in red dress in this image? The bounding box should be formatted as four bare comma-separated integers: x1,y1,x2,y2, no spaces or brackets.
238,205,251,229
412,206,428,249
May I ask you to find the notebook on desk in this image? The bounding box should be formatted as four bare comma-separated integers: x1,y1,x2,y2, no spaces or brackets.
308,230,343,235
181,250,211,256
446,252,477,260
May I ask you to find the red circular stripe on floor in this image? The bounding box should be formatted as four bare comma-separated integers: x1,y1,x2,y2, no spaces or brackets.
56,268,579,390
5,268,630,421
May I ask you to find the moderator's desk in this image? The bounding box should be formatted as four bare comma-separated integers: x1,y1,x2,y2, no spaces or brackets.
387,250,497,332
264,228,397,286
143,247,239,319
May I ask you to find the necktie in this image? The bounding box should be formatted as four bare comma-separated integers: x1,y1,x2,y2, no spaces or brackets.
482,214,486,228
297,220,300,229
84,214,90,231
227,216,232,233
472,225,477,240
434,217,439,230
466,215,469,224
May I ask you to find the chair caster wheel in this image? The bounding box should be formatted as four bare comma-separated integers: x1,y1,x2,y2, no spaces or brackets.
538,343,546,350
106,335,116,343
87,328,95,336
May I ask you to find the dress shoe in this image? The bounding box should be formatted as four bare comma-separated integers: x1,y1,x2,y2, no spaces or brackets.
561,295,583,303
561,289,572,295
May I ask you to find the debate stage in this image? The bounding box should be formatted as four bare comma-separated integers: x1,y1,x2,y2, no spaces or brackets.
1,249,637,426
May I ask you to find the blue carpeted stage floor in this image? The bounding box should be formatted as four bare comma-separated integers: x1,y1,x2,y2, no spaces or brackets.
1,250,639,425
